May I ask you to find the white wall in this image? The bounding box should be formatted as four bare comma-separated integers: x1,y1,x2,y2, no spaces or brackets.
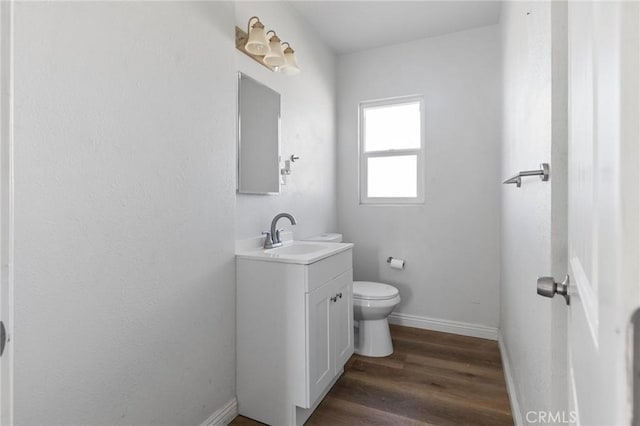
234,2,337,241
337,26,502,331
500,1,568,422
10,1,338,424
13,2,238,425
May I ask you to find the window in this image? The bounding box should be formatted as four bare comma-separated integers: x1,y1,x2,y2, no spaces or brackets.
359,96,424,204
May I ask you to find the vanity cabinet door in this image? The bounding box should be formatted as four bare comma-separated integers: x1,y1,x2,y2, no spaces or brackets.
305,268,354,407
331,270,354,373
305,281,334,406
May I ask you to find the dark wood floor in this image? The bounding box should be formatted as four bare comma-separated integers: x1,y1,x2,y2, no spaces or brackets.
231,324,513,426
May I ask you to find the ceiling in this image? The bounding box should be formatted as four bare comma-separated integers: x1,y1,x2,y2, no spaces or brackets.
288,1,502,54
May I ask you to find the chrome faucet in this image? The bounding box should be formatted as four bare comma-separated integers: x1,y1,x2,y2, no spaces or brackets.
263,213,297,249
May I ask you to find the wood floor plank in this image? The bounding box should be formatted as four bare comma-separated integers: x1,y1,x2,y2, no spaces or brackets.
229,416,266,425
327,373,512,426
402,351,506,381
306,395,434,426
231,325,513,426
351,351,504,386
346,358,511,411
391,337,503,366
389,325,498,351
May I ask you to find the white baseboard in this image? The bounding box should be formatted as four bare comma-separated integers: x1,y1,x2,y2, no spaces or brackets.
498,333,523,426
200,397,238,426
388,312,498,341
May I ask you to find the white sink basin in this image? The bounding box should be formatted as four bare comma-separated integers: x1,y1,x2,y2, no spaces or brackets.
265,243,329,256
237,240,353,265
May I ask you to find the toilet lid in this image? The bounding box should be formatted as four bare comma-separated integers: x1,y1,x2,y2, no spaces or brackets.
353,281,399,300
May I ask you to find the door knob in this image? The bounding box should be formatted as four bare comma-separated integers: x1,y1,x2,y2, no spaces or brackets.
537,275,570,305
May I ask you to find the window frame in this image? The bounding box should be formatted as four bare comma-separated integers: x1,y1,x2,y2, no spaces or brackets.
358,95,425,205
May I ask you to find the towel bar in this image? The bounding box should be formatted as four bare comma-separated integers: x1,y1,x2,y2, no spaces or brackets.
503,163,549,188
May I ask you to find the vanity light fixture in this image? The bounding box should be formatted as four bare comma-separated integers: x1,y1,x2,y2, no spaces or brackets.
281,43,300,75
263,31,286,67
244,17,270,55
235,16,301,75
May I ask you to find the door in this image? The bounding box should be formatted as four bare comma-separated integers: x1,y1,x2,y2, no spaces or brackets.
567,1,640,424
305,281,333,406
331,271,353,373
0,1,12,424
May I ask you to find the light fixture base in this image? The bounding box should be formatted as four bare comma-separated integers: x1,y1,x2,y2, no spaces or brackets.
235,26,277,72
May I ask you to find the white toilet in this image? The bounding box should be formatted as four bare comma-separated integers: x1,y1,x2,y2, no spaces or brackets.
352,281,400,357
305,233,401,357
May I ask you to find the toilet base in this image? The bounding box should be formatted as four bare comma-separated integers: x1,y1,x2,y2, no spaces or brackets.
354,318,393,357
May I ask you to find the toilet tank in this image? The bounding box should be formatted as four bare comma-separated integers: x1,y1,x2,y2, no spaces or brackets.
305,233,343,243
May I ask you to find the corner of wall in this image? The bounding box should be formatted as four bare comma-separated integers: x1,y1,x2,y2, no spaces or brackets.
498,332,524,426
200,398,238,426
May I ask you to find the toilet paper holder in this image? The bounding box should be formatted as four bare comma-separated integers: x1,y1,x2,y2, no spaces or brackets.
387,257,405,270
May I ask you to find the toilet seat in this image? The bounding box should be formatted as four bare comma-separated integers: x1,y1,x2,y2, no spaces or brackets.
353,281,399,301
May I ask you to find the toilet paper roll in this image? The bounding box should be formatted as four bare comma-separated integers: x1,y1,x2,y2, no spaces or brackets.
389,258,405,270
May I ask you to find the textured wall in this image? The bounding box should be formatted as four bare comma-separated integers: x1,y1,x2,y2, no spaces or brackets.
234,2,337,241
337,26,502,330
13,2,237,425
500,1,568,421
11,0,338,424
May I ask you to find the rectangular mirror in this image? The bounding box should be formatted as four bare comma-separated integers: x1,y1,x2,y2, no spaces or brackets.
237,72,281,194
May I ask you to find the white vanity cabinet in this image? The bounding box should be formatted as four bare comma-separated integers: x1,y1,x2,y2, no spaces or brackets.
236,246,354,426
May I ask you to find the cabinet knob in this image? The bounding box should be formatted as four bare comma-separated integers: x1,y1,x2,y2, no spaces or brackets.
338,292,342,299
330,296,337,303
